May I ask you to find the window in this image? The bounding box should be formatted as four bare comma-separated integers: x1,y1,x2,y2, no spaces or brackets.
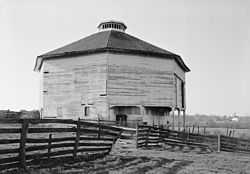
84,106,90,116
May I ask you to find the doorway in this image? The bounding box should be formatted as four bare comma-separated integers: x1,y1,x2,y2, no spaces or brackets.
116,114,127,126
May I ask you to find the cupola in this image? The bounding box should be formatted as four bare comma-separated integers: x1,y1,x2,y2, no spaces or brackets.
97,20,127,32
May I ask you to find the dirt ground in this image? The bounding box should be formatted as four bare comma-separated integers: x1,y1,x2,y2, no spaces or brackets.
2,138,250,174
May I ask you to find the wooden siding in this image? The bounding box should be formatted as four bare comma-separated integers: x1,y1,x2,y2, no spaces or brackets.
175,75,184,109
107,54,185,108
40,52,186,120
41,53,108,119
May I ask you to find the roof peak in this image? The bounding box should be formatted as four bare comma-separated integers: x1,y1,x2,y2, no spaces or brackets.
97,20,127,32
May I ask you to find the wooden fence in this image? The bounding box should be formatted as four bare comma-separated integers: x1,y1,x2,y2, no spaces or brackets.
220,135,250,153
0,119,122,171
81,119,142,128
137,125,245,152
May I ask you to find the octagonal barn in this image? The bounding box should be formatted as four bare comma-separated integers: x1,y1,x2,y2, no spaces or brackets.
34,21,190,127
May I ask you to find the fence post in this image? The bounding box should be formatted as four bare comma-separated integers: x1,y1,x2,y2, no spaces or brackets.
203,126,206,135
73,118,80,159
19,119,29,170
146,126,150,148
192,125,195,133
136,122,138,148
98,118,101,139
48,134,52,159
197,125,200,134
217,134,221,152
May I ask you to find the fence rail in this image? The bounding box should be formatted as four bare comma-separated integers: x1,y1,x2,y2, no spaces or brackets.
0,119,122,171
136,124,250,154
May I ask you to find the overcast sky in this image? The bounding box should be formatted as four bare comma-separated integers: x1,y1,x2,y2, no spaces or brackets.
0,0,249,116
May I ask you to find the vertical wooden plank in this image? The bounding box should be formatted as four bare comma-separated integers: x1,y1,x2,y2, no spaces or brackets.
73,118,80,159
217,134,221,152
177,110,180,131
98,118,101,139
192,125,195,133
47,134,52,159
19,119,29,169
172,108,175,130
183,110,186,132
197,125,200,134
136,122,138,148
203,126,206,135
146,127,150,148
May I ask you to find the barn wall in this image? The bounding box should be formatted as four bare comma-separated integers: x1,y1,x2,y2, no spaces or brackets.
107,54,184,107
41,53,108,119
173,61,185,81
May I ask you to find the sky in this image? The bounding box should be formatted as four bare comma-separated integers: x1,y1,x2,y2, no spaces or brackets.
0,0,249,116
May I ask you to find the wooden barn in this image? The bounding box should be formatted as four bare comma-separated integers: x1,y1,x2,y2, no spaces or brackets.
34,20,190,128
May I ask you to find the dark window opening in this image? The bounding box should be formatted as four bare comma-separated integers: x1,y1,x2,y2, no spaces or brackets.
84,106,90,116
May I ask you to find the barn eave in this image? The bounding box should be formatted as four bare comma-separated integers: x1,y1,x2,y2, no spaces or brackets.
34,48,190,72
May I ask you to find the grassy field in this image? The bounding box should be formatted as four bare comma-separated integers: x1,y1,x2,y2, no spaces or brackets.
185,126,250,139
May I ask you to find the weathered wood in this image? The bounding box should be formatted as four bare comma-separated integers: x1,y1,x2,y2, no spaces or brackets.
0,148,20,155
47,134,52,159
0,128,21,134
136,123,138,148
27,137,73,143
19,120,29,169
73,119,80,159
0,157,19,165
183,110,186,132
26,136,114,144
0,119,22,124
217,134,221,152
177,110,180,131
79,128,119,136
77,147,111,152
28,119,76,125
172,108,175,130
145,127,150,148
26,142,113,152
42,54,108,118
97,118,101,139
28,127,75,133
0,162,20,171
0,118,123,171
0,139,20,144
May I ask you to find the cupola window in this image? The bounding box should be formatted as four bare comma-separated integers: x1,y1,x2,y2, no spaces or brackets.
97,20,127,32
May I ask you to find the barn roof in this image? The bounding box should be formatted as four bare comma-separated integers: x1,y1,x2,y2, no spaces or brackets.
34,30,190,72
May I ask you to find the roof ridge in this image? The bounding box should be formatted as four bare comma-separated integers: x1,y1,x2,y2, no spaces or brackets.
106,30,112,48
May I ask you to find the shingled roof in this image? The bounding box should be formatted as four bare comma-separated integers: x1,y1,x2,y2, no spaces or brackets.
34,30,190,72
